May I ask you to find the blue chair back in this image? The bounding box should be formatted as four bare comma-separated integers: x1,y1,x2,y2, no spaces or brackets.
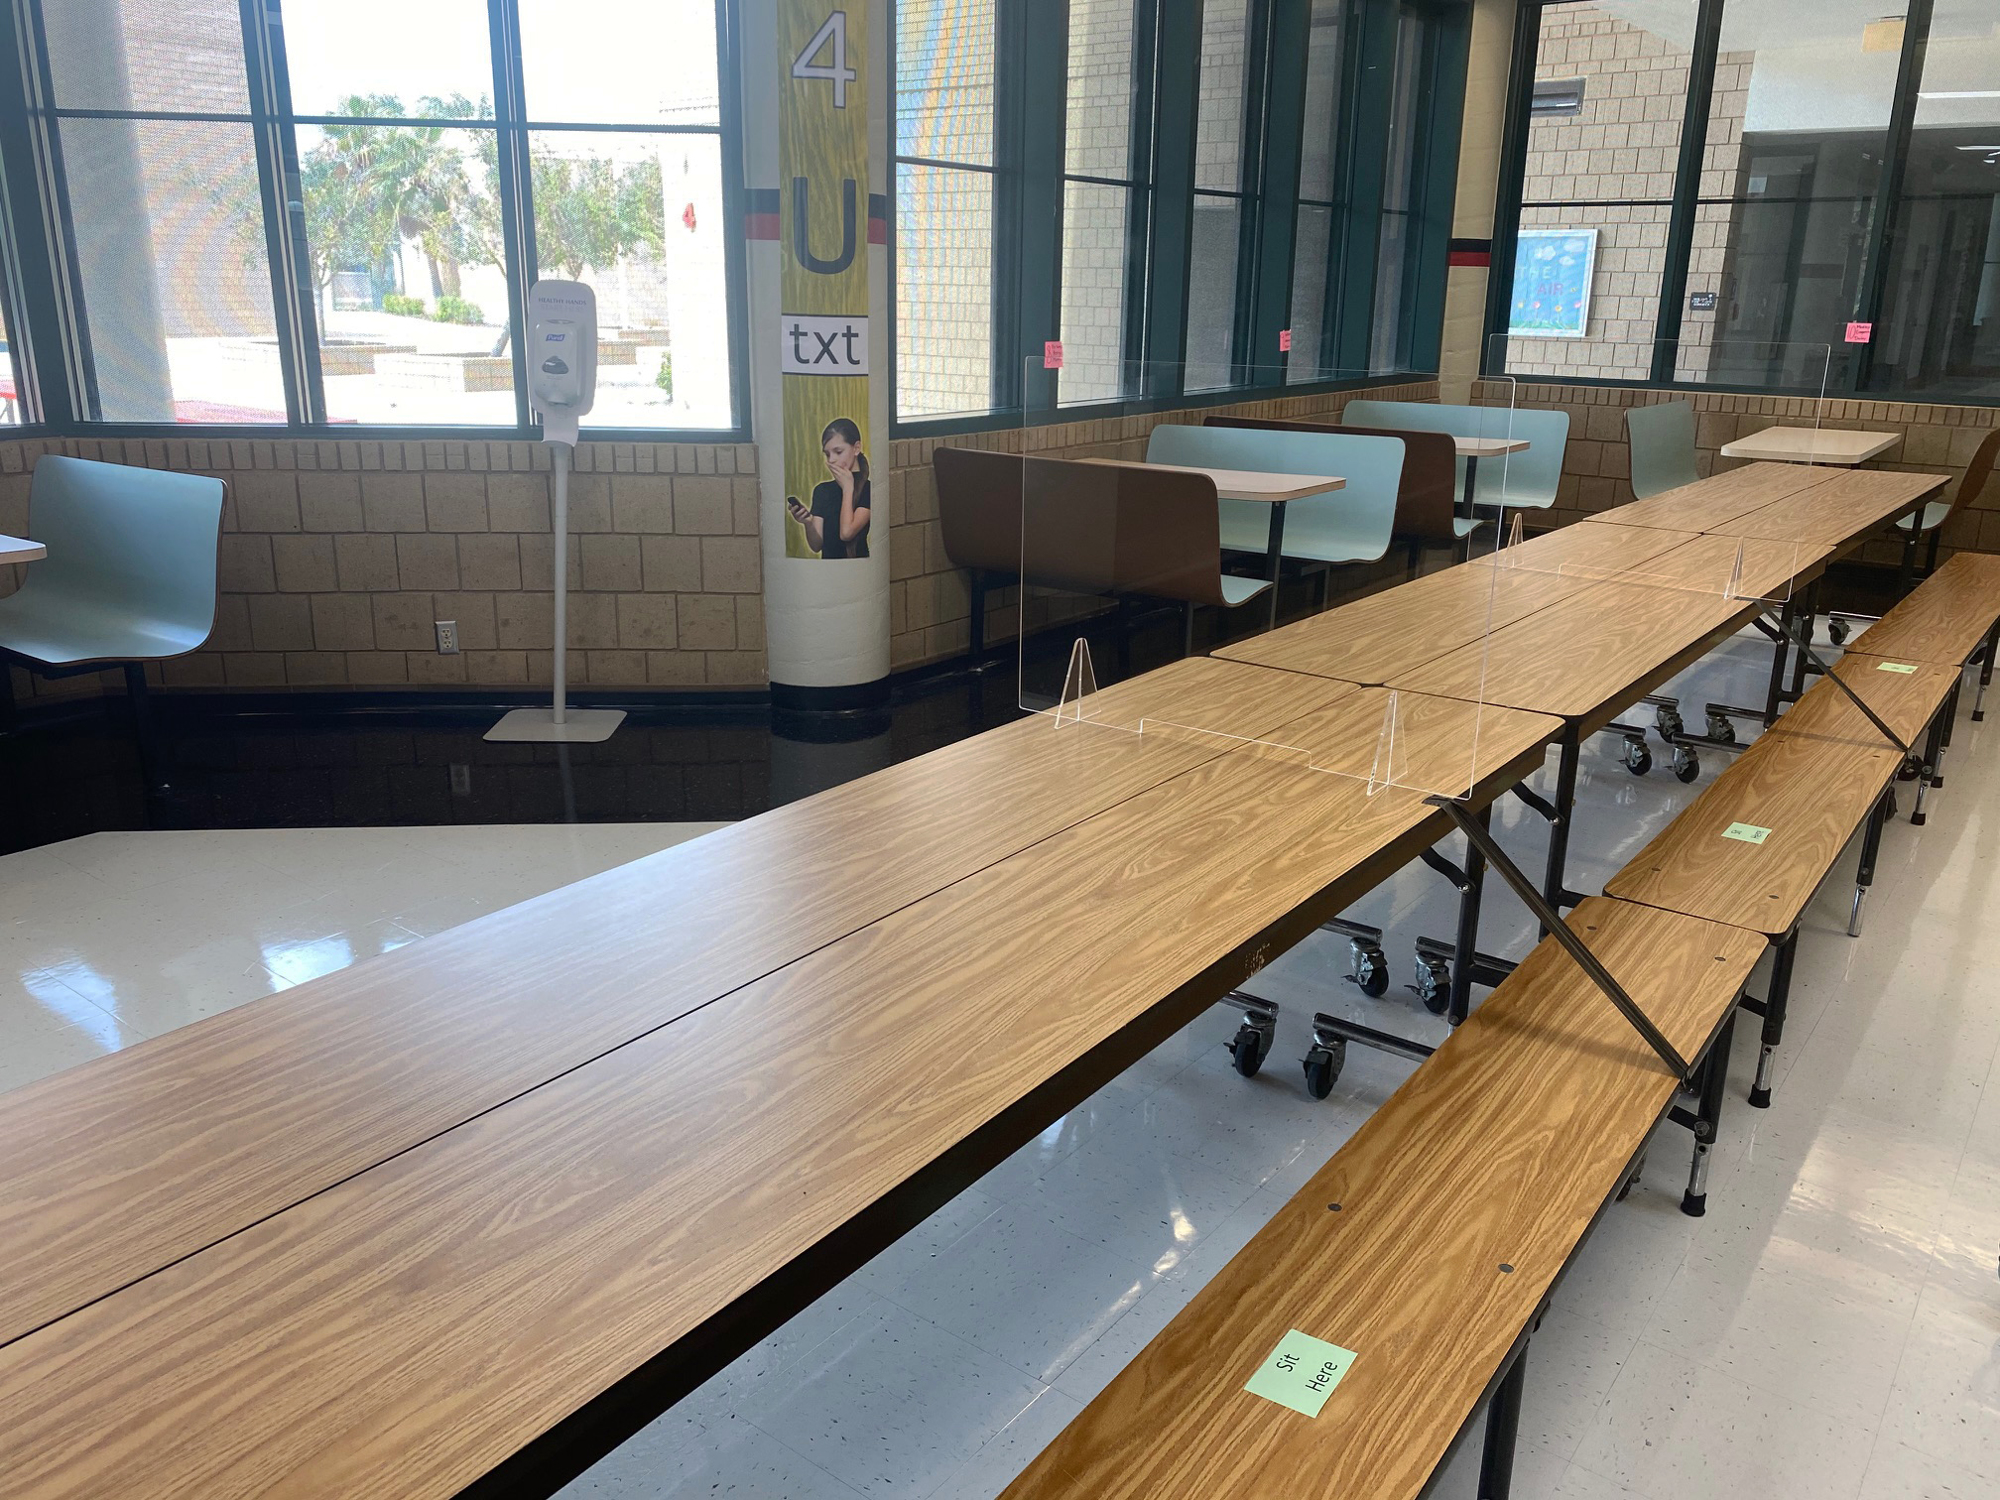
1146,423,1405,566
1341,399,1570,510
4,455,225,661
1625,400,1699,500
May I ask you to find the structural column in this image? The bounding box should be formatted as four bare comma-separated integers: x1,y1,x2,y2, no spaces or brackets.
741,0,893,711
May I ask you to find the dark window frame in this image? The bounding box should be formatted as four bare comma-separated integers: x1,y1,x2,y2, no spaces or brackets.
0,0,752,442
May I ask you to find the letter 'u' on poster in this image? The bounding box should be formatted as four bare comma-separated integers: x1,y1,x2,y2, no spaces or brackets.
1244,1330,1358,1417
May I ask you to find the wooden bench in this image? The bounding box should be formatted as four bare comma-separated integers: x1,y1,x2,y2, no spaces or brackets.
933,446,1272,656
0,680,1564,1499
1607,648,1964,1107
998,897,1765,1500
1848,550,2000,722
0,656,1346,1350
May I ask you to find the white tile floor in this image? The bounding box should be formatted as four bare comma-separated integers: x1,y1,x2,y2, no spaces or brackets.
4,631,1999,1498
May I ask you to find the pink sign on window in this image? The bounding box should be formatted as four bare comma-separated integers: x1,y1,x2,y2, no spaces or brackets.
1845,322,1873,344
1278,328,1293,352
1043,340,1064,369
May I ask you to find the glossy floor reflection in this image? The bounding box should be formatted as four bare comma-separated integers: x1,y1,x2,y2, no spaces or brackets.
4,624,1997,1498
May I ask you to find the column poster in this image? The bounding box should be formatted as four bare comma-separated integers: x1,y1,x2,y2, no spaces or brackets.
778,2,872,561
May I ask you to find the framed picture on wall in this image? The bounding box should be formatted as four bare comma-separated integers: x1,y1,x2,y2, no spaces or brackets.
1508,229,1597,339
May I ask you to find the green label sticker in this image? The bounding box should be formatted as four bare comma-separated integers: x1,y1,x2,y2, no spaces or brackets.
1875,661,1918,674
1722,822,1771,845
1244,1330,1357,1418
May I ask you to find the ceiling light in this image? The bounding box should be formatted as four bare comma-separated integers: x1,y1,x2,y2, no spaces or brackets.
1922,91,2000,99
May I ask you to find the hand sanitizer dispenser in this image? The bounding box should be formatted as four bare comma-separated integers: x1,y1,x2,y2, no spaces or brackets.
487,279,624,743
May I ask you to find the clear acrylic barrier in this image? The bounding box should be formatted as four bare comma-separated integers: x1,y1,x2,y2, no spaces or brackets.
1471,334,1840,605
1006,359,1526,800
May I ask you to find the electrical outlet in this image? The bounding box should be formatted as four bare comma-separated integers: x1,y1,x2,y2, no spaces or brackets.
435,620,459,654
449,763,473,796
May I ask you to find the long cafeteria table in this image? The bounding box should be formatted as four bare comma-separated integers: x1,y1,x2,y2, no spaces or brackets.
0,656,1347,1350
0,672,1563,1500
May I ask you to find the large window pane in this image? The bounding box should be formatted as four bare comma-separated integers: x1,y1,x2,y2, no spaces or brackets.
1525,1,1693,203
1195,0,1250,194
896,0,996,165
518,0,720,127
1059,181,1131,404
61,119,285,422
1066,0,1137,179
1186,195,1242,390
530,131,733,428
1866,0,2000,401
897,166,994,420
298,119,512,425
279,0,493,119
1287,203,1332,382
1298,0,1345,203
43,0,249,115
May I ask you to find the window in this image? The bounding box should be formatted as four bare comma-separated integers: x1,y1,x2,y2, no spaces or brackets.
1286,0,1346,383
893,0,998,421
18,0,742,432
1866,0,2000,402
1186,0,1254,391
890,0,1472,430
1059,0,1148,404
1493,0,2000,406
40,0,287,422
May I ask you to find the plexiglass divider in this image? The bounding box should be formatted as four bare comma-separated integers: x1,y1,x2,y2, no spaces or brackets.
1006,359,1523,800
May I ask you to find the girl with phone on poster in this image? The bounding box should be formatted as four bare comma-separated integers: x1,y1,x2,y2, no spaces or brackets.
786,417,872,559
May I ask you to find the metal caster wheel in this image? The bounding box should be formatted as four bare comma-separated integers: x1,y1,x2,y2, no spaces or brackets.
1414,954,1452,1016
1303,1040,1345,1100
1828,617,1850,646
1348,939,1390,999
1671,745,1700,783
1622,736,1652,776
1704,711,1737,744
1654,706,1684,743
1229,1021,1270,1078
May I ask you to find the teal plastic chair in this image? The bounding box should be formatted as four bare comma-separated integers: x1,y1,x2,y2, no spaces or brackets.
1342,399,1569,512
0,456,225,761
1145,423,1405,578
1625,400,1699,501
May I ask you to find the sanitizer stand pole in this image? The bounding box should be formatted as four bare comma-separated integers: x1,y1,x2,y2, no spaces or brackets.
550,440,571,727
485,435,626,743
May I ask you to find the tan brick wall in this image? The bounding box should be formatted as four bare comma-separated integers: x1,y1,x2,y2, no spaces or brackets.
884,379,1440,670
0,435,764,703
1477,380,2000,568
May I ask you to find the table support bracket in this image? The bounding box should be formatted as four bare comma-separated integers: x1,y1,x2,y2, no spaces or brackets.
1427,796,1695,1088
1764,609,1913,757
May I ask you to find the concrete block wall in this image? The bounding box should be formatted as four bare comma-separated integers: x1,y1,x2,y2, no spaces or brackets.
0,435,765,704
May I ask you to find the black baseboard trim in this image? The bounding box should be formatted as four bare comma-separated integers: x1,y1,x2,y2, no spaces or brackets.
768,677,891,713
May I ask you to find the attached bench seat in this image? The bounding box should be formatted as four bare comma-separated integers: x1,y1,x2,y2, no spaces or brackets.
1848,549,2000,718
1001,897,1764,1500
1607,649,1964,1106
934,446,1272,656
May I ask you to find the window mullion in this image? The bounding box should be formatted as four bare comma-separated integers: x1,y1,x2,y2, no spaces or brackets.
487,0,533,431
241,0,321,425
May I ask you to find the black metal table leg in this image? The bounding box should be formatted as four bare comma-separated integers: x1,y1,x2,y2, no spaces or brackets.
1977,620,2000,721
1932,680,1960,789
1786,578,1819,705
1849,787,1891,937
1762,592,1797,725
1747,926,1798,1109
1448,808,1490,1025
1478,1341,1528,1500
1539,731,1581,933
1912,697,1949,826
1264,500,1289,630
1681,1011,1736,1217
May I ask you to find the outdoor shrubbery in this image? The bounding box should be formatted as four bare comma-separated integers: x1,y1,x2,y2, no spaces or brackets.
433,295,483,325
382,293,427,318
